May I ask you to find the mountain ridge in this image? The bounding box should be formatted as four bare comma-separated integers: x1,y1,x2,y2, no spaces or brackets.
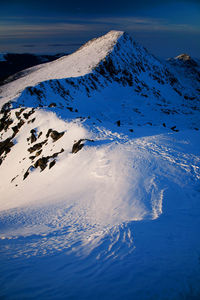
1,31,199,126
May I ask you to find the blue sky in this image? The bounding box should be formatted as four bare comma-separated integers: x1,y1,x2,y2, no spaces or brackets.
0,0,200,58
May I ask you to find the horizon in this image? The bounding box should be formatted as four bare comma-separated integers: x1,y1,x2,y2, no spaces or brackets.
1,0,200,59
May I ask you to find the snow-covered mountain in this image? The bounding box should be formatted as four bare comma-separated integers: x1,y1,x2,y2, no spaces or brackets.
0,31,200,300
0,52,66,86
168,53,200,94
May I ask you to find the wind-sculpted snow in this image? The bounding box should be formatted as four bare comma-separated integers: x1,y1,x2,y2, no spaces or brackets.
0,110,199,252
0,117,200,299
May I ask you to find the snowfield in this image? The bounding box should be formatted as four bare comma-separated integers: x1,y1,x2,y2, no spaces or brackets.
0,31,200,299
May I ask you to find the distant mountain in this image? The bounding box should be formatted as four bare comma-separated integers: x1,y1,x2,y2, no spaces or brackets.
0,31,200,300
167,53,200,93
0,52,67,86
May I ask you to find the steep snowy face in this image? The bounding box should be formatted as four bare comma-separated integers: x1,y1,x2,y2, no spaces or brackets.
0,30,185,105
168,54,200,94
1,31,198,130
0,31,124,101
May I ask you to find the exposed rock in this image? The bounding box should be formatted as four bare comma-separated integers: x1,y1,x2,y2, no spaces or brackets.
72,139,85,154
171,126,179,132
34,157,49,171
28,118,35,124
0,102,11,114
23,170,30,180
0,137,14,156
72,139,94,154
48,102,57,108
29,155,36,160
50,130,65,142
46,129,52,138
49,160,56,169
23,166,35,180
12,119,25,136
28,129,37,143
116,120,121,127
15,108,25,119
38,131,42,139
27,139,47,153
0,112,13,132
11,175,19,183
23,108,35,120
52,148,64,158
36,149,42,156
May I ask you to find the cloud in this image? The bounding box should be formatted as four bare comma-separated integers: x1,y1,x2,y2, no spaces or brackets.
48,43,82,47
23,44,36,47
0,16,199,41
90,16,200,33
0,23,90,39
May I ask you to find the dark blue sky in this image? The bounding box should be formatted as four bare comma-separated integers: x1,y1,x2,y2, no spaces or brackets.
1,0,200,58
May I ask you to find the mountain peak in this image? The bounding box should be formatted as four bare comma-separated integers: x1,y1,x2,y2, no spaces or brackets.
174,53,191,61
168,53,198,68
75,30,125,55
0,30,132,101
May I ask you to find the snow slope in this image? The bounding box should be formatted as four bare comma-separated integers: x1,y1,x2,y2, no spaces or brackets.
0,31,200,300
0,31,123,101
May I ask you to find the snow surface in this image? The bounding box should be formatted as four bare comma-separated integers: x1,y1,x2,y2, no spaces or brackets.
0,31,200,300
0,31,124,102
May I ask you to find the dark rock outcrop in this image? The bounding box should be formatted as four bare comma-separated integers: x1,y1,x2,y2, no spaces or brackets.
48,102,57,108
27,129,37,143
171,126,179,132
49,160,56,169
34,157,49,171
27,140,47,153
50,130,65,142
0,111,13,132
116,120,121,127
52,148,64,158
23,108,35,120
46,129,65,142
0,138,14,156
72,139,85,154
12,119,25,137
72,139,94,154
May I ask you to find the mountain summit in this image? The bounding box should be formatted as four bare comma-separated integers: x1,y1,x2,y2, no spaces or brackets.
175,53,191,61
1,30,199,126
1,31,125,101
